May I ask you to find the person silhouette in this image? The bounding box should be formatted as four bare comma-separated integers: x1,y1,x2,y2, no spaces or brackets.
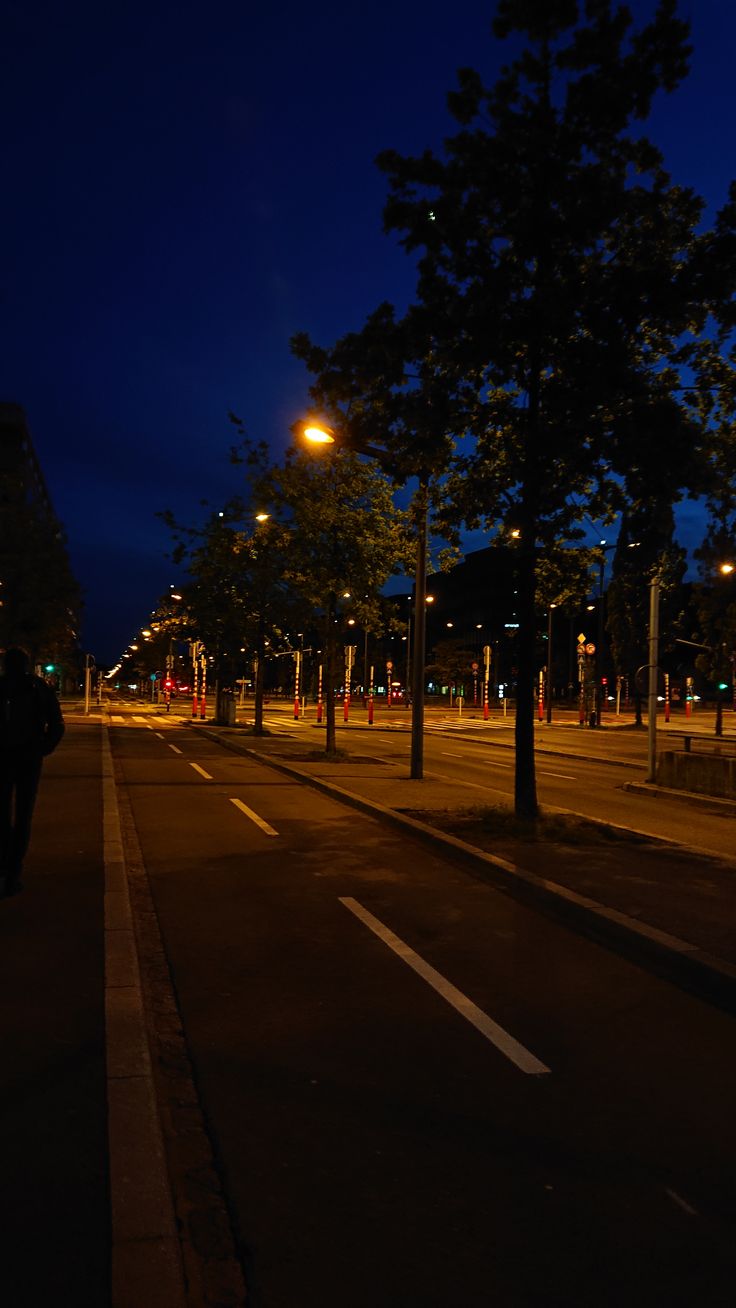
0,647,65,896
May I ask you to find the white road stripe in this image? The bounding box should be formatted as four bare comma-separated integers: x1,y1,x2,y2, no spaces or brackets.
538,768,577,780
664,1187,698,1216
230,797,279,837
154,732,164,739
133,716,150,724
111,715,125,723
339,897,550,1076
168,744,183,755
190,763,213,780
441,751,463,758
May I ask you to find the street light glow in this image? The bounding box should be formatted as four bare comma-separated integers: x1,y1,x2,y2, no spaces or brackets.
720,562,734,574
304,424,335,445
255,512,271,522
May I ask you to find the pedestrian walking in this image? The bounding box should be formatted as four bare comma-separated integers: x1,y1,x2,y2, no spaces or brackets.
0,647,65,897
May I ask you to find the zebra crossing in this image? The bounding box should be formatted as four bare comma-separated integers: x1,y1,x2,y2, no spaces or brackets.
109,713,182,727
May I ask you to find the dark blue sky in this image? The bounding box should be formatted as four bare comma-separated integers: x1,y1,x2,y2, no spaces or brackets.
2,1,733,662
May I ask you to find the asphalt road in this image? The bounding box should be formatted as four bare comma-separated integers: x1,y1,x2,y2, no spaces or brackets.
110,711,736,1306
244,704,736,861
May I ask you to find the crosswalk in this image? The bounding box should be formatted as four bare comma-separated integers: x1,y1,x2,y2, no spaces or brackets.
109,714,182,727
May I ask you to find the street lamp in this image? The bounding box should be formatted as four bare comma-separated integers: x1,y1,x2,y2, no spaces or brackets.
546,603,557,724
300,417,430,779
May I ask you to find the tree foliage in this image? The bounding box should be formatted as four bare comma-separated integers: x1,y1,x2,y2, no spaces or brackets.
373,0,735,815
264,447,413,753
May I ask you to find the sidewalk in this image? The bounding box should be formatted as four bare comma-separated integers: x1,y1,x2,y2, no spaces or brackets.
195,722,736,1012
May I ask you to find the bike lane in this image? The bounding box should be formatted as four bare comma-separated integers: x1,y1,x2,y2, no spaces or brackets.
0,720,109,1308
115,721,736,1308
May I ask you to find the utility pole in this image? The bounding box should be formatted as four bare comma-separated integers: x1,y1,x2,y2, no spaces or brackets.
647,578,660,783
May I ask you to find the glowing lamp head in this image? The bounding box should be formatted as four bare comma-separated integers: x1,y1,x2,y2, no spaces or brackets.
303,424,335,445
720,563,734,575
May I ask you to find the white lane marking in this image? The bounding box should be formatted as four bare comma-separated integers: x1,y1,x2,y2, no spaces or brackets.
664,1188,699,1217
168,743,183,755
538,768,577,780
190,763,213,780
133,716,150,724
441,751,464,758
230,797,279,837
339,897,550,1076
111,715,125,723
154,732,164,739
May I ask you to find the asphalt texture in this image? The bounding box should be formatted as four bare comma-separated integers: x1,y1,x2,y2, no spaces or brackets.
3,701,736,1307
0,722,109,1308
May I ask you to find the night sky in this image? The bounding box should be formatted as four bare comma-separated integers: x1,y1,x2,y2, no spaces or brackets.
2,1,734,663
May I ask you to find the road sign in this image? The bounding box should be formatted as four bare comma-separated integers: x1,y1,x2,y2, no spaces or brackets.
386,660,393,671
471,662,479,670
585,642,596,656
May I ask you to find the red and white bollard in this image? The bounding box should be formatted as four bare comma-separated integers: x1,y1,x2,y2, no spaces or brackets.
316,663,323,724
294,649,301,720
368,663,374,725
664,670,670,723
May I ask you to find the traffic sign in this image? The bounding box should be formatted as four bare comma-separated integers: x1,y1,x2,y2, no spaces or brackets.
585,642,596,656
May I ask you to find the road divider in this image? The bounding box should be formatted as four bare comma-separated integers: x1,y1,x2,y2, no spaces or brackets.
339,897,550,1076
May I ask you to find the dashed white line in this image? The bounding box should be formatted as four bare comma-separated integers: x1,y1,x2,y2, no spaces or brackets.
538,768,577,780
441,751,463,758
168,743,183,755
229,797,279,837
664,1187,699,1217
154,732,164,739
339,897,550,1076
190,762,213,780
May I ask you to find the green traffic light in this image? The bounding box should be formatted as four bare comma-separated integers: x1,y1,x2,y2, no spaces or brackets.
45,663,55,673
718,682,729,691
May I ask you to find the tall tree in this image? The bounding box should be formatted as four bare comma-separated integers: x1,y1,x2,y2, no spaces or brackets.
376,0,733,817
264,447,413,756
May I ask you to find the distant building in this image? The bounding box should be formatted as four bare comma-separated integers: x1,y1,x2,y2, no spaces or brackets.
0,402,56,518
0,402,81,677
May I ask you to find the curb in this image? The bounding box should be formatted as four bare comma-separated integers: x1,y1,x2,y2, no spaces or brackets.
623,779,736,815
195,725,736,1015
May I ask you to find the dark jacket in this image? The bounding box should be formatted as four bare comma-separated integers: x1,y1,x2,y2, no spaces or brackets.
0,673,65,756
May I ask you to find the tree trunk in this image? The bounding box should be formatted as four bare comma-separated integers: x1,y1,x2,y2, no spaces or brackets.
514,543,538,820
254,614,265,735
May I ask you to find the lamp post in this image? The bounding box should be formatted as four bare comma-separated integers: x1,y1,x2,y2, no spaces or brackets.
545,603,557,724
301,419,430,779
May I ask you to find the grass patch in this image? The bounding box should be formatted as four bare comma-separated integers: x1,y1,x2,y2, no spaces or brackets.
284,748,352,762
442,804,647,846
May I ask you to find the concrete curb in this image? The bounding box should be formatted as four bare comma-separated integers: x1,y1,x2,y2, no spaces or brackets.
623,779,736,815
193,724,736,1014
101,727,187,1307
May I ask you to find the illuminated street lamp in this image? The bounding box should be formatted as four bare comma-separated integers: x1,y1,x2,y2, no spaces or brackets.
301,416,430,779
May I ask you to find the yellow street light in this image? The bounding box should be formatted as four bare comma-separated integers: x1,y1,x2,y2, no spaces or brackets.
255,512,271,523
720,562,734,575
303,423,335,445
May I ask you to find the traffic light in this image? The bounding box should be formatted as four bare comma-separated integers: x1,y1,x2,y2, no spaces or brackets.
45,663,55,673
718,681,729,691
164,677,173,690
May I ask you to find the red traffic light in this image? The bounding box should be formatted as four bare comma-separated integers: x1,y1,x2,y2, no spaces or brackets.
164,678,173,690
